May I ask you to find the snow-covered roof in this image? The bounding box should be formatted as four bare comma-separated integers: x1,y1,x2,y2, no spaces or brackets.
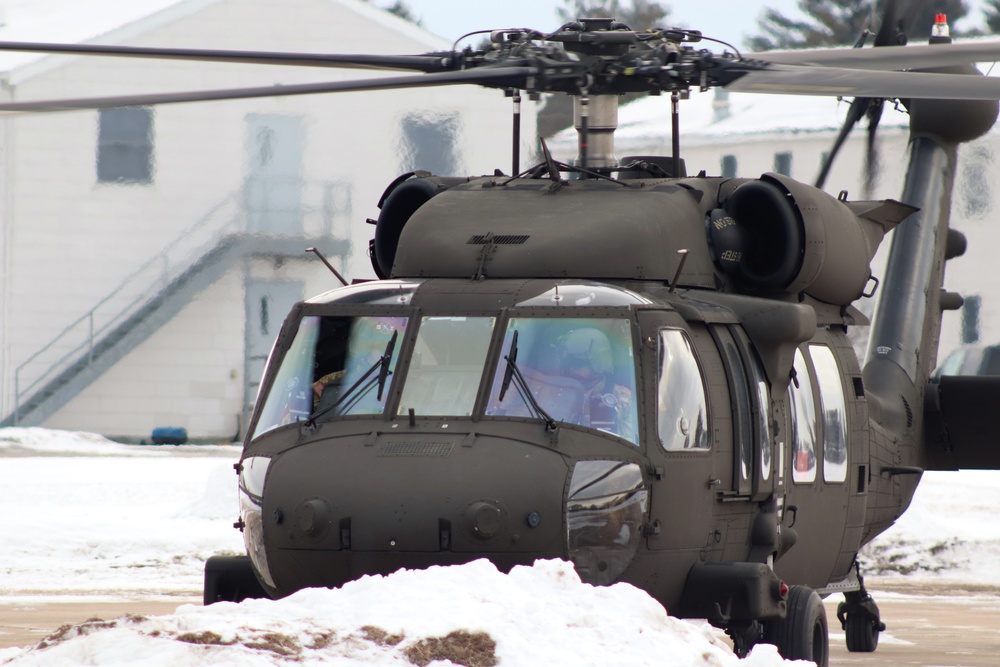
0,0,450,76
614,89,911,153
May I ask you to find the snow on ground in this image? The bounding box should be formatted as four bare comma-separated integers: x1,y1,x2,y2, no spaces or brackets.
859,470,1000,585
1,426,997,665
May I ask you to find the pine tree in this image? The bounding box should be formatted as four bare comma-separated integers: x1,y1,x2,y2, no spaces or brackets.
384,1,422,26
361,0,422,27
985,0,1000,33
556,0,671,30
748,0,971,51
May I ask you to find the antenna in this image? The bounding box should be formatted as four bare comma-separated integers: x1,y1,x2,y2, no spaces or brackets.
306,247,349,286
669,249,689,293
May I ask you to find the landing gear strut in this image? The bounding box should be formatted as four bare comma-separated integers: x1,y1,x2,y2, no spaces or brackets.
725,621,762,659
837,562,885,652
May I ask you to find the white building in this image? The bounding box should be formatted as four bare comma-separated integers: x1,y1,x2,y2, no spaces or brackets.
553,86,999,363
0,0,536,441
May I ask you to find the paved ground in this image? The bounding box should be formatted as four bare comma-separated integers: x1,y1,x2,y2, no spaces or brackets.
0,599,198,649
2,585,999,665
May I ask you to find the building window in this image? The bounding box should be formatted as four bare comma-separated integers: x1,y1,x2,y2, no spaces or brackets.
97,107,153,184
399,112,460,176
962,294,982,344
773,151,792,176
721,154,738,178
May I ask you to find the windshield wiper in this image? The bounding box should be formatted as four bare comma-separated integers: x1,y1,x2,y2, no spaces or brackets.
498,330,558,432
305,330,399,427
498,330,519,401
377,330,398,401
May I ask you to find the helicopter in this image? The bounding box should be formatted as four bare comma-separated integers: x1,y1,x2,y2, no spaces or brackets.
4,7,1000,666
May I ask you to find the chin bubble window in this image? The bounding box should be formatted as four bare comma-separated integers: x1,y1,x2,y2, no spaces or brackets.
566,460,648,585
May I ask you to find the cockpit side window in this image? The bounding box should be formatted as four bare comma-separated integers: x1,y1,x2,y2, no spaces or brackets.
253,316,320,437
252,314,408,438
397,316,496,416
810,344,848,483
486,317,639,444
657,329,710,451
714,326,753,492
790,348,818,484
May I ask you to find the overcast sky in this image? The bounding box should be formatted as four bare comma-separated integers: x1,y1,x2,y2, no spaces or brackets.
404,0,801,50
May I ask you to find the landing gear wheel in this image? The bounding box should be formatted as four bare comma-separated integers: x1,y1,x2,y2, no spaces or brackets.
764,585,829,667
844,609,880,652
203,555,268,605
838,588,884,653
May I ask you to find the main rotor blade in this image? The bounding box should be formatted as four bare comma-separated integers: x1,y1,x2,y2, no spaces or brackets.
0,40,452,72
747,41,1000,71
728,64,1000,100
0,67,534,113
814,97,869,189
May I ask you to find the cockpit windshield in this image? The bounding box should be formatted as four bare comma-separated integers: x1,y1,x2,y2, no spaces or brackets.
250,307,641,445
486,317,639,444
252,314,408,437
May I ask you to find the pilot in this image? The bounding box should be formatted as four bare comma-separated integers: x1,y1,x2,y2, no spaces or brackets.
313,316,403,412
558,327,634,439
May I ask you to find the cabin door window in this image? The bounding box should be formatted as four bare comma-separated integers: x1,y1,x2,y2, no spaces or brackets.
790,348,818,484
810,344,848,483
717,326,773,496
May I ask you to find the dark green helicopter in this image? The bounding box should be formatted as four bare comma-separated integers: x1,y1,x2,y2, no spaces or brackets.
6,7,1000,666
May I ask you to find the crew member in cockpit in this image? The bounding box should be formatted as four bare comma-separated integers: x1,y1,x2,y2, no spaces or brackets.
558,327,634,440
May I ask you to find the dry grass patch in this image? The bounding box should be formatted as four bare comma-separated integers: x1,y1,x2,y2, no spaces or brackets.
36,618,118,649
176,630,236,646
404,630,498,667
244,632,301,657
307,630,338,650
362,625,405,646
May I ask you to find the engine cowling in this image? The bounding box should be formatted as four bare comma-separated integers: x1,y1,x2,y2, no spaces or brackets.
711,173,914,304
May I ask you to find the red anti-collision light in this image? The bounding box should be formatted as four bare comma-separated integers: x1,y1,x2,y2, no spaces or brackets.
935,13,947,23
779,582,789,598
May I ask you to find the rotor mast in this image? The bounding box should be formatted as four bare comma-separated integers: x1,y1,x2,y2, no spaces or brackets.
573,94,619,170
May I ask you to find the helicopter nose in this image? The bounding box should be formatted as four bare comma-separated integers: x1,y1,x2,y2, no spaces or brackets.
257,429,572,594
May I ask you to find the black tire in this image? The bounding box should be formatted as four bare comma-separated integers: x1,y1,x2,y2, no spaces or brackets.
845,609,879,652
203,555,269,605
764,585,829,667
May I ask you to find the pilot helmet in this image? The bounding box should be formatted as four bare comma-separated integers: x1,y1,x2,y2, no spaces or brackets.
560,327,613,375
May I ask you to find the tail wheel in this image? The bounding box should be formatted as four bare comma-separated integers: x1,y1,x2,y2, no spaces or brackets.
845,609,880,652
764,585,829,667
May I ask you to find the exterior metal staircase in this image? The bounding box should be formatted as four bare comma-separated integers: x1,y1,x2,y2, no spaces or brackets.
2,180,352,428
